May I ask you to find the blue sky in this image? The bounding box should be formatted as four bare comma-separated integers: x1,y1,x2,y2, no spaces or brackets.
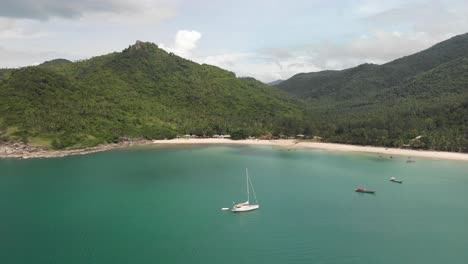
1,0,467,82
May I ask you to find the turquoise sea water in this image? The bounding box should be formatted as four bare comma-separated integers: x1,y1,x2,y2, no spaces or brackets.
1,145,468,264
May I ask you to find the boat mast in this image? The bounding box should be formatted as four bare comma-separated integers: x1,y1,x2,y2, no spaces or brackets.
249,175,259,205
246,168,250,203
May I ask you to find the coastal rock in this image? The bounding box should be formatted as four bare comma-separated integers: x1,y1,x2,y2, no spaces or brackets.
0,138,152,159
0,142,46,158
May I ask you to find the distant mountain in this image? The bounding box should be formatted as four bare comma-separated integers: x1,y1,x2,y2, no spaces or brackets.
0,41,307,149
39,59,73,68
267,79,284,86
1,35,467,152
0,59,72,80
279,33,468,99
277,33,468,152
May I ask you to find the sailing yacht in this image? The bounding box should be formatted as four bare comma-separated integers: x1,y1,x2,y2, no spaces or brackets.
231,168,259,212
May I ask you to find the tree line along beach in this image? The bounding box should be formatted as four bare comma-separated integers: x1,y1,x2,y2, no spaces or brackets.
2,138,468,161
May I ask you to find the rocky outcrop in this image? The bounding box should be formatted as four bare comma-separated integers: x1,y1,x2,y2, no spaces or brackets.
0,142,45,158
0,139,152,159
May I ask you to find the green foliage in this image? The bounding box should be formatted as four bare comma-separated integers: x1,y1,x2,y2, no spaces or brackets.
39,59,73,68
278,33,468,152
230,129,249,140
12,130,30,143
278,33,468,99
141,125,177,140
0,68,13,81
3,34,467,153
0,41,306,149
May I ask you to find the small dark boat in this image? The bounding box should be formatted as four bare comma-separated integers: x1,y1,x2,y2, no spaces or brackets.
355,187,375,194
390,177,403,184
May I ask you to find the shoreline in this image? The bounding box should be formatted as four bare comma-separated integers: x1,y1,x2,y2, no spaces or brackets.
1,138,468,162
151,138,468,161
0,140,155,160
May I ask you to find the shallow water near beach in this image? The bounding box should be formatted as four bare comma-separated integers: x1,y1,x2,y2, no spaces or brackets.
1,145,468,264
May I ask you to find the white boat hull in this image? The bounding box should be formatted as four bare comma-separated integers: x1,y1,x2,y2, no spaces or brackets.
230,169,260,213
231,204,259,212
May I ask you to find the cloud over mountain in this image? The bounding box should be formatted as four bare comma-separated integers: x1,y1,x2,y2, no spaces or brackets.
0,0,175,21
160,30,202,58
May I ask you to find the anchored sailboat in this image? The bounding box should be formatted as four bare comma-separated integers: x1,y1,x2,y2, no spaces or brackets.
231,168,259,212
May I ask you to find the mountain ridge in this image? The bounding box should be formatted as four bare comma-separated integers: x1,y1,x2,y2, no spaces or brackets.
277,33,468,152
267,79,284,86
278,33,468,99
0,41,308,149
1,35,467,152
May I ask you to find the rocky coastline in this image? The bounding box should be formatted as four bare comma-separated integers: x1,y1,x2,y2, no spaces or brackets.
2,139,468,161
0,140,153,159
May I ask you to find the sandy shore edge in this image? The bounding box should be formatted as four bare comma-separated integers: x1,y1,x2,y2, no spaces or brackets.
152,139,468,161
1,138,468,161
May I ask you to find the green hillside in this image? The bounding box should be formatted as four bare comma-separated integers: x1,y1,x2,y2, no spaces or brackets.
277,33,468,152
0,68,13,81
0,42,306,149
278,33,468,99
2,35,467,152
39,59,73,68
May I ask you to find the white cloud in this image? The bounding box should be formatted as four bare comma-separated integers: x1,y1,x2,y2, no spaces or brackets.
197,30,460,83
352,0,408,17
0,18,50,40
0,0,177,22
345,31,452,62
0,46,69,68
80,0,176,24
1,0,466,83
0,0,177,35
364,0,468,35
0,22,49,40
0,18,16,31
203,52,251,68
200,52,322,82
310,30,455,68
159,31,322,82
160,30,202,58
1,27,459,83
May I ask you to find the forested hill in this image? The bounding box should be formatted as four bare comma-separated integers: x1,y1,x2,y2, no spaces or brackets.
1,37,467,152
277,33,468,99
276,33,468,152
0,68,13,81
0,41,307,149
39,59,73,68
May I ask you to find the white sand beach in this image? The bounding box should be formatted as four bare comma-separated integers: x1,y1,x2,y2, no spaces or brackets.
2,138,468,161
151,138,468,162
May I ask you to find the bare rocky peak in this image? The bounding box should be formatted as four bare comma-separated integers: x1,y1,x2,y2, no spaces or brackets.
128,40,159,52
134,40,144,49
